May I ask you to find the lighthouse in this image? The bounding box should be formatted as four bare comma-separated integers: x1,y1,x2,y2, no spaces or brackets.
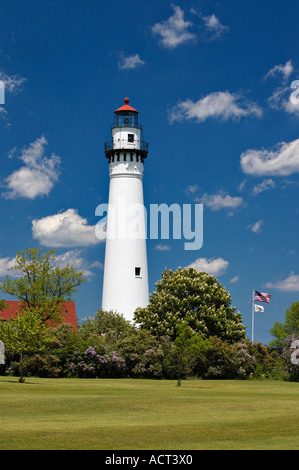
102,98,149,322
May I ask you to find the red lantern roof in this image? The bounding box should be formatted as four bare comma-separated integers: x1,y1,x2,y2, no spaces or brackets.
115,97,138,113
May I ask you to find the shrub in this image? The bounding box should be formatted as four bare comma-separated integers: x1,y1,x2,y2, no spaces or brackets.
248,341,287,380
203,337,256,379
69,345,126,378
118,330,164,378
18,353,61,378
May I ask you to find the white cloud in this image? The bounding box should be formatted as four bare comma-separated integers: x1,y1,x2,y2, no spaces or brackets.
185,184,199,195
265,61,299,117
0,71,26,93
187,257,229,276
241,138,299,176
238,180,247,192
266,272,299,292
252,178,276,195
268,85,288,110
248,219,264,233
7,147,17,159
284,94,299,116
201,14,229,39
32,209,102,247
55,249,103,277
152,7,228,49
267,85,299,116
2,136,61,199
199,192,244,211
169,91,262,123
155,244,171,251
230,275,239,284
0,250,102,279
0,256,16,277
0,107,7,118
152,5,196,49
264,60,293,84
118,53,145,70
190,8,228,40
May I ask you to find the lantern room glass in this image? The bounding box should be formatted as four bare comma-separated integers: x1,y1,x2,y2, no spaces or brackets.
113,111,140,128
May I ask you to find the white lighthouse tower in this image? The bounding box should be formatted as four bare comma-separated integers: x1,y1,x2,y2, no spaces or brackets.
102,98,149,322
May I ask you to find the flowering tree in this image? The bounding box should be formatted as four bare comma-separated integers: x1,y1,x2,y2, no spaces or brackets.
134,267,246,342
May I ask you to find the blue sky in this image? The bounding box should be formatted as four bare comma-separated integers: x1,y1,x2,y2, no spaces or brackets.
0,0,298,344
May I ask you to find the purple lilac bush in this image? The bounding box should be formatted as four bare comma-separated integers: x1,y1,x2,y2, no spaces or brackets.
69,345,126,378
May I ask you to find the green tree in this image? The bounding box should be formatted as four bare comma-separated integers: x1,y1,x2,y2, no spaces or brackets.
79,309,135,348
0,307,53,382
163,322,211,385
0,299,8,312
0,248,85,324
134,267,245,342
270,301,299,350
21,323,86,378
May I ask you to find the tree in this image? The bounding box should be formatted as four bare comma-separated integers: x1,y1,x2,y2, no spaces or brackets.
0,248,85,324
79,309,135,348
134,267,246,342
22,323,86,378
163,322,211,385
270,301,299,351
0,307,52,382
0,299,8,312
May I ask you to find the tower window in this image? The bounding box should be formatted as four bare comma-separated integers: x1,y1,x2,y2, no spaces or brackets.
128,134,134,143
135,267,141,277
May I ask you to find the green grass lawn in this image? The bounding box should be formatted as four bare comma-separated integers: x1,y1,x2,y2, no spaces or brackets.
0,376,299,450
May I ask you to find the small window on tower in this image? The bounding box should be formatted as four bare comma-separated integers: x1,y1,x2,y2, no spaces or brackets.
128,134,134,143
135,267,141,277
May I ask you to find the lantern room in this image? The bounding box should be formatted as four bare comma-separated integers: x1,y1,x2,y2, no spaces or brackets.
113,97,140,129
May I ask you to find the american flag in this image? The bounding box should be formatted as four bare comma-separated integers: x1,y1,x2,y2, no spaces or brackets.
254,290,272,303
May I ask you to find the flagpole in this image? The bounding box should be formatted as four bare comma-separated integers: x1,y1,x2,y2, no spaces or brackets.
251,288,255,342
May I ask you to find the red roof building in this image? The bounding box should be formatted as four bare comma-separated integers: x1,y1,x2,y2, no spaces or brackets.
0,301,78,330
